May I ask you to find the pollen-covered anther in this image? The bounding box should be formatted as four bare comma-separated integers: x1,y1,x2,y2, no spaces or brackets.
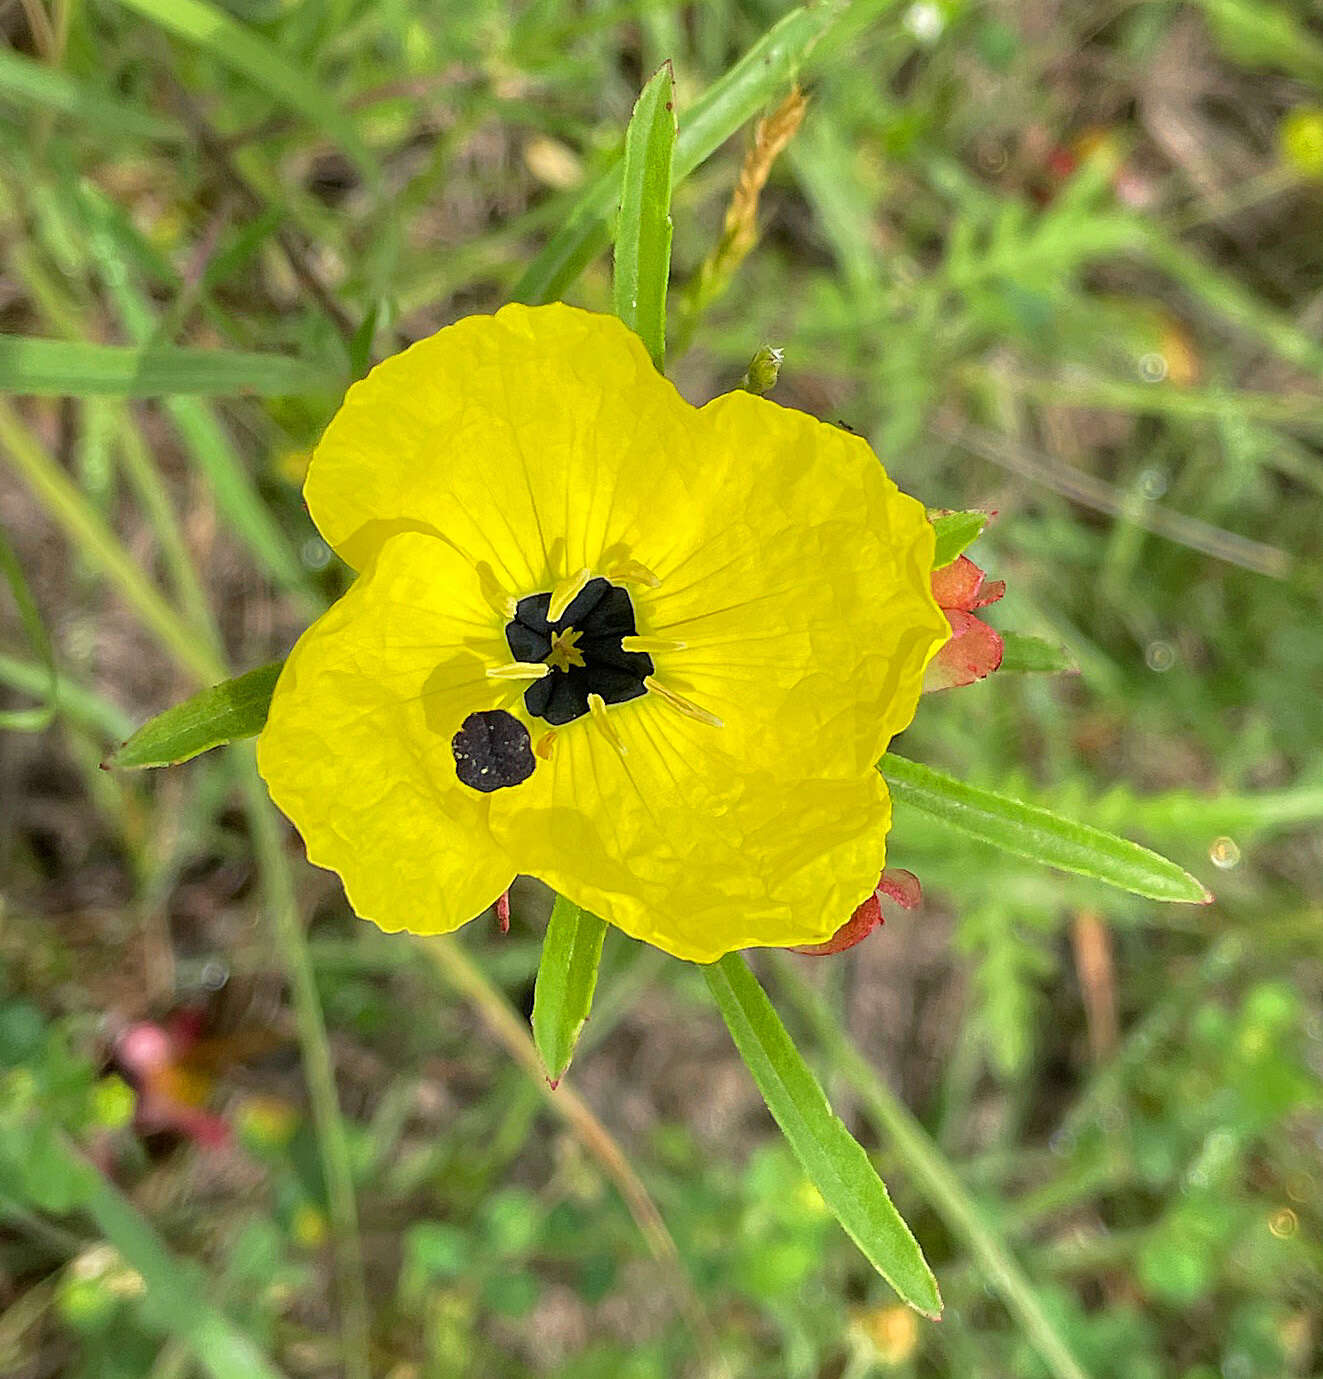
486,661,551,681
587,693,626,756
547,567,592,623
606,557,662,589
620,635,687,654
534,730,557,760
643,676,723,728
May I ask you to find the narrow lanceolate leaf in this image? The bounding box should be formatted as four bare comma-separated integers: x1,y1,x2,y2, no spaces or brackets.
110,0,379,189
704,953,942,1318
613,64,677,370
998,632,1077,675
881,754,1211,904
109,662,280,768
532,896,608,1085
929,509,990,569
513,5,841,305
0,337,334,398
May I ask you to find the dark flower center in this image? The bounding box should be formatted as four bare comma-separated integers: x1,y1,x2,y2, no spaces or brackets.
504,577,653,726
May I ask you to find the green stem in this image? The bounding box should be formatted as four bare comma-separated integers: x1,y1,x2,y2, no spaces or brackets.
768,953,1092,1379
236,749,372,1379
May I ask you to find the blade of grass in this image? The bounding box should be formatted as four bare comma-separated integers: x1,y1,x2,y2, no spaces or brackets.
110,0,379,190
613,63,676,369
0,336,335,398
0,398,217,683
513,4,847,304
73,181,313,601
109,663,281,768
235,747,371,1379
768,954,1092,1379
881,753,1212,904
0,47,184,141
0,523,56,731
531,896,608,1084
53,1138,286,1379
0,653,132,741
704,952,941,1318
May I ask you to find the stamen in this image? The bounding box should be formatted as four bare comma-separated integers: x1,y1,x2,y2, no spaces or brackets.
486,661,551,681
477,562,517,619
587,693,627,756
547,566,591,622
606,557,661,589
643,676,724,728
620,635,687,654
535,730,557,760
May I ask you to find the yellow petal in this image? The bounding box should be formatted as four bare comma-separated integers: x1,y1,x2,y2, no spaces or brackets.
487,692,892,962
631,391,949,782
257,532,515,935
305,302,698,584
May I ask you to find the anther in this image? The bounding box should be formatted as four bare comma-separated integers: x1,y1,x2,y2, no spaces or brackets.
477,563,518,619
606,557,661,589
547,567,591,623
535,730,557,760
587,693,627,756
643,676,723,728
486,661,551,681
620,635,686,654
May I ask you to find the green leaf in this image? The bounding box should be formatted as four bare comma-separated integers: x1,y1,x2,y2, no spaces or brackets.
531,896,608,1085
704,953,942,1318
0,336,335,398
881,753,1212,904
513,5,841,305
998,631,1076,675
0,48,184,141
930,509,989,568
613,64,677,370
109,662,280,768
110,0,380,190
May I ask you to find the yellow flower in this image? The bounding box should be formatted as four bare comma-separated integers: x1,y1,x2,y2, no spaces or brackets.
257,304,947,962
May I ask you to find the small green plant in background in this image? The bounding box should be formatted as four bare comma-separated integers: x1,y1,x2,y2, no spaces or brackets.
1,2,1321,1377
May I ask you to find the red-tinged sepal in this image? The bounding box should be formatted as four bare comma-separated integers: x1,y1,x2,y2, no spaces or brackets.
924,609,1005,692
875,867,921,910
791,868,922,956
930,554,1005,613
925,552,1006,693
494,888,511,934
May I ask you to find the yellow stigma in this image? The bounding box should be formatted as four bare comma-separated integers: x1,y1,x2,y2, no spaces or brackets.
587,693,626,756
545,626,586,672
547,566,591,622
620,635,686,654
644,676,723,728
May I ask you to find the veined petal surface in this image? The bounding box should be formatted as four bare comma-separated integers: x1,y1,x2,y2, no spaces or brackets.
257,532,514,935
262,303,950,961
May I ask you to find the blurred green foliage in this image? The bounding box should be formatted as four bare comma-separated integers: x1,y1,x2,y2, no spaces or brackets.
2,0,1322,1376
